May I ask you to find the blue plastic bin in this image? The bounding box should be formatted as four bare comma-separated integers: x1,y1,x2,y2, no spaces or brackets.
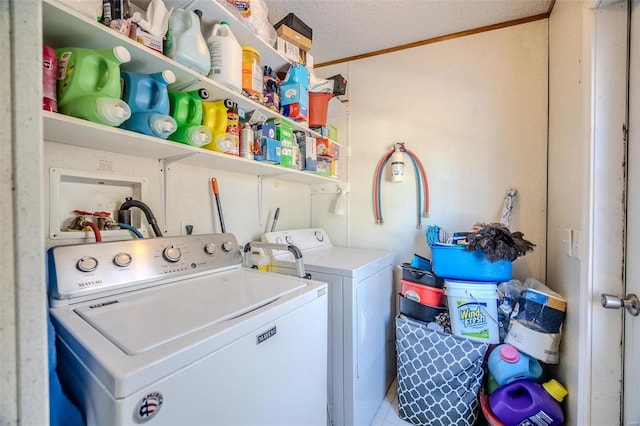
430,243,512,282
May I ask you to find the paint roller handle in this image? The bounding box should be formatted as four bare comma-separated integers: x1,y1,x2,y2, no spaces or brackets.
211,177,219,194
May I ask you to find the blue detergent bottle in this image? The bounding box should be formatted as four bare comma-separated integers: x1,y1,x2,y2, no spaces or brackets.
120,70,177,138
488,344,543,387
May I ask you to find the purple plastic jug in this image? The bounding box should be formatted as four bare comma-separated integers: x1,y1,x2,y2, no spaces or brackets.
489,379,568,426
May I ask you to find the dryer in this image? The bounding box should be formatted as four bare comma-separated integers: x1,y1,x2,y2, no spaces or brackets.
262,228,395,426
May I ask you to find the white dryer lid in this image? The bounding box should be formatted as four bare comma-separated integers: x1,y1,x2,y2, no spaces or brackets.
74,269,305,355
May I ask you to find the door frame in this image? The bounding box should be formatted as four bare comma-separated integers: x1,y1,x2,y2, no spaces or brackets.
578,1,628,424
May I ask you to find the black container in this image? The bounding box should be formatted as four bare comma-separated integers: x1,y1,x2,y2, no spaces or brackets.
274,13,313,41
328,74,348,96
398,294,446,323
400,263,444,288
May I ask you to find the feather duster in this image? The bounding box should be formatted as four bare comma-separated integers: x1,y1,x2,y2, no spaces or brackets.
465,223,535,262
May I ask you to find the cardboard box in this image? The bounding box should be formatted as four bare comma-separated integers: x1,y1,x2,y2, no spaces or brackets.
276,38,305,65
314,157,332,176
514,288,566,333
130,24,162,54
316,138,339,159
276,25,312,51
267,118,295,145
254,137,281,163
281,102,308,122
255,122,276,140
280,83,309,107
302,135,317,171
283,62,309,86
328,74,348,96
505,319,561,364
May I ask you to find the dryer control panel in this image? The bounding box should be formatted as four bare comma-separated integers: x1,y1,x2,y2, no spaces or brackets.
48,233,243,305
262,228,333,255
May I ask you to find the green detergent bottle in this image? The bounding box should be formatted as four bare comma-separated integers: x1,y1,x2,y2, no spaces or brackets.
167,89,212,146
56,46,132,126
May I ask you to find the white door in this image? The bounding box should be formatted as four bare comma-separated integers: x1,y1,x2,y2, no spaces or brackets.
593,0,640,424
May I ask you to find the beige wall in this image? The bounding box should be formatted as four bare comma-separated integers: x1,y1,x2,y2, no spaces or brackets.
320,21,549,283
547,1,584,423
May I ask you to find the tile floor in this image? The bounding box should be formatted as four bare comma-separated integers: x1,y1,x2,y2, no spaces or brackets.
370,380,413,426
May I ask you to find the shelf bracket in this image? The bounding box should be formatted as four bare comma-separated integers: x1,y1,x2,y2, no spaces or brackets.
159,153,198,234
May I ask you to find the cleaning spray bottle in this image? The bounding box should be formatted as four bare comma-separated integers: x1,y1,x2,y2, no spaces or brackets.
167,89,212,146
164,8,210,76
120,70,177,139
56,46,132,126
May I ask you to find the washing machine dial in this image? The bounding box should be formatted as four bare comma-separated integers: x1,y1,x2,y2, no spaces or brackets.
221,241,234,252
275,236,283,244
204,243,216,255
76,256,98,272
163,245,182,263
113,252,132,267
314,231,324,242
285,235,293,244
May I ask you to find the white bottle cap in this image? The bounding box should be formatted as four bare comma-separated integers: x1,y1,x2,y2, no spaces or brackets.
162,70,176,84
112,46,131,64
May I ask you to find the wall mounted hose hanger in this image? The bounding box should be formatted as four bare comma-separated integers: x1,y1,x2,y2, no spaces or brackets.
373,143,429,228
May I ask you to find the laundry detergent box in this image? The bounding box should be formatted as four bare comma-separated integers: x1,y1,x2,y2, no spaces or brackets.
281,102,308,122
280,138,294,167
255,122,276,140
254,137,281,163
280,82,309,107
316,138,339,159
302,135,317,171
267,118,295,145
505,319,561,364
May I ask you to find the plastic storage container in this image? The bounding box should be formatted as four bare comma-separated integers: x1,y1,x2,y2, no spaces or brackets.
487,344,543,387
398,294,446,323
400,263,444,288
308,92,333,127
207,21,242,93
401,279,444,306
445,280,499,344
242,46,262,95
431,243,512,282
489,379,568,426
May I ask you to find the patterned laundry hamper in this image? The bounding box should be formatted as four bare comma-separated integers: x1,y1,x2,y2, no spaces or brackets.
395,315,489,426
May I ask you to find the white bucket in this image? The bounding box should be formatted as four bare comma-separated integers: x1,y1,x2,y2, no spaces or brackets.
445,280,499,344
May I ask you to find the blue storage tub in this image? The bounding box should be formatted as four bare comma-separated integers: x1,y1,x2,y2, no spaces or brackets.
430,243,512,282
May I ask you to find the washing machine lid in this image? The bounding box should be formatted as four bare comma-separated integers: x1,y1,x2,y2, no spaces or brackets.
275,246,394,278
73,269,306,355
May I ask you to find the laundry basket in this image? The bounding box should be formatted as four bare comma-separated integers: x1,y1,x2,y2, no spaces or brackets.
395,315,488,426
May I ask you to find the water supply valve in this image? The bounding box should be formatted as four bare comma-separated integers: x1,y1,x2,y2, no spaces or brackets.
390,143,405,182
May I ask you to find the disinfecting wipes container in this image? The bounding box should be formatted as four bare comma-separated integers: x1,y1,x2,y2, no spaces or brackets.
445,280,499,344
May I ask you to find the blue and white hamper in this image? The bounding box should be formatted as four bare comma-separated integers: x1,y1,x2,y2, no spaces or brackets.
395,315,489,426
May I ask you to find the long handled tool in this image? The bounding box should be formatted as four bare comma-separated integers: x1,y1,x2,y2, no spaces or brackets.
210,177,226,233
270,207,280,232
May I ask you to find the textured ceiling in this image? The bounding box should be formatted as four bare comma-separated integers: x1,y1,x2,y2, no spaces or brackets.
263,0,554,65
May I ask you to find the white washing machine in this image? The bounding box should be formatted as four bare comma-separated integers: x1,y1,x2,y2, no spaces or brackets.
48,233,328,426
262,228,395,426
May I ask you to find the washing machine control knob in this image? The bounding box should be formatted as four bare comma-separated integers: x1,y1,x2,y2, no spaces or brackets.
204,243,216,255
285,235,293,244
76,256,98,272
221,241,234,252
314,231,324,242
275,236,283,244
113,252,132,267
163,245,182,263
